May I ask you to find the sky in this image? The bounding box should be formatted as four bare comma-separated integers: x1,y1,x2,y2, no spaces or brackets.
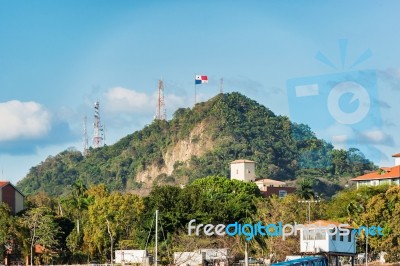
1,1,400,184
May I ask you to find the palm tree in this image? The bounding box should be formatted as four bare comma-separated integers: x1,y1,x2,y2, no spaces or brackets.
296,179,314,200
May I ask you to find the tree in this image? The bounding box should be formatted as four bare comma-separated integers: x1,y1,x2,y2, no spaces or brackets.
20,207,60,266
0,204,14,264
84,192,144,262
296,178,314,200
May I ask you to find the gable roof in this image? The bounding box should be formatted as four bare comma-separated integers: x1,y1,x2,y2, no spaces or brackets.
351,165,400,181
0,181,25,197
393,153,400,158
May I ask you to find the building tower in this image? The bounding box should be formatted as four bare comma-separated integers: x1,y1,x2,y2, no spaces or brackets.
83,115,89,155
93,101,104,148
230,159,255,182
155,79,166,120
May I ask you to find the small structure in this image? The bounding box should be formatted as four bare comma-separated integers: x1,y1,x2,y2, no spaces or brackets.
351,153,400,188
255,178,296,198
174,248,229,266
0,181,24,214
299,220,356,266
229,160,295,197
115,250,152,264
230,160,255,182
174,251,205,266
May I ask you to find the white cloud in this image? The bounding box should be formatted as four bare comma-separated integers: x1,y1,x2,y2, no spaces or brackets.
0,100,51,141
104,86,188,116
104,87,151,113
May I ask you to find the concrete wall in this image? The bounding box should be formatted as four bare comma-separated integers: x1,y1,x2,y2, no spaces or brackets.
115,250,147,264
261,187,296,198
230,162,255,182
15,190,24,214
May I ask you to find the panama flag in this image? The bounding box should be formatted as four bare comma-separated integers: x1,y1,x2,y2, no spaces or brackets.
195,75,208,84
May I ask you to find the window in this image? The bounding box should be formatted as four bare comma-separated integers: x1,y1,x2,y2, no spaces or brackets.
331,229,336,241
340,235,344,241
236,169,238,174
248,170,251,173
348,233,351,242
278,190,287,198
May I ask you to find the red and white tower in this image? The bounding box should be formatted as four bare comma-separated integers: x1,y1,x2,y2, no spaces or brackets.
155,79,166,120
93,101,104,148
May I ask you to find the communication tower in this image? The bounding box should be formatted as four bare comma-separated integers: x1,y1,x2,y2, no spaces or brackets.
93,101,104,148
155,79,166,120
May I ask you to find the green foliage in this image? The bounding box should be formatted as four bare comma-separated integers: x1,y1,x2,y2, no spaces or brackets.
17,93,376,198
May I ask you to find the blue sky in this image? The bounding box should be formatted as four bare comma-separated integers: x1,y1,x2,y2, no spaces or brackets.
1,1,400,184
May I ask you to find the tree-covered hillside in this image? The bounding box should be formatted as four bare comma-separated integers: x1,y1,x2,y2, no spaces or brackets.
17,92,375,196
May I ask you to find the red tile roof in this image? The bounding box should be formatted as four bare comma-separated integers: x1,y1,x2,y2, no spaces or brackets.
0,181,10,188
351,165,400,181
304,220,354,229
393,153,400,158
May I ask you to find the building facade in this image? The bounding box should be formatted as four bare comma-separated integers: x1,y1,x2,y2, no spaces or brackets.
230,159,295,198
230,160,256,182
299,220,356,255
0,181,24,214
351,153,400,188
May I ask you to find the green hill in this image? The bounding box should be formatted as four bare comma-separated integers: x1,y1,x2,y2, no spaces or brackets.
17,92,375,196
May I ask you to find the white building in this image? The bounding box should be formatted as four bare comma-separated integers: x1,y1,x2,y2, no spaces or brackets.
230,160,255,182
174,249,229,266
351,153,400,188
299,220,356,255
115,250,149,264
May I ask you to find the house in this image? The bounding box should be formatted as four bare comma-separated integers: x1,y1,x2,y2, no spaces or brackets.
351,153,400,188
230,160,295,198
0,181,24,214
255,179,296,198
299,220,356,255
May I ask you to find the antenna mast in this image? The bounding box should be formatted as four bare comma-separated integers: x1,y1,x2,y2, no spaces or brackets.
219,78,223,94
155,79,166,120
83,116,89,155
93,101,104,148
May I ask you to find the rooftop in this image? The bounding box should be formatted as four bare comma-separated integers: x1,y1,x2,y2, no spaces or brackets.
230,159,255,164
393,153,400,158
255,178,287,186
303,220,353,229
351,165,400,181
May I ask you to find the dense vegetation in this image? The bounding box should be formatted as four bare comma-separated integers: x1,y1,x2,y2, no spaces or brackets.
3,178,400,264
17,92,375,197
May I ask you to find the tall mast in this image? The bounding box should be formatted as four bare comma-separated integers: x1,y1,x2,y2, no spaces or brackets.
155,80,166,120
93,101,104,148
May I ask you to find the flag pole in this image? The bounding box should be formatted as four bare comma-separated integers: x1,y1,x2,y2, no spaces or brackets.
194,82,197,105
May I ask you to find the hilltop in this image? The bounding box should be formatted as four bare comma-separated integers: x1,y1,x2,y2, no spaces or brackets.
17,92,375,196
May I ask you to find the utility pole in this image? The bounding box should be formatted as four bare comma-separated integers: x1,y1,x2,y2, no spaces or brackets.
298,200,320,223
155,210,158,266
